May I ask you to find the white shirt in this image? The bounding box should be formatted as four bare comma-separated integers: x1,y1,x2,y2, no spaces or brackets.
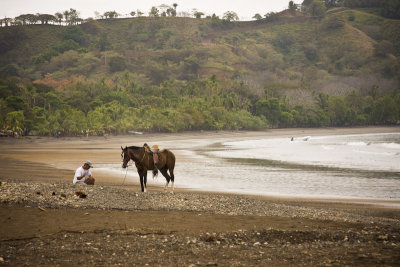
73,166,92,184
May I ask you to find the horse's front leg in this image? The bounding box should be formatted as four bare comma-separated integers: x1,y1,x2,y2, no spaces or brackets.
138,172,145,192
143,172,147,193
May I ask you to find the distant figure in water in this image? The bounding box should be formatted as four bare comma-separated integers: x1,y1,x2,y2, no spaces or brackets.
291,136,310,141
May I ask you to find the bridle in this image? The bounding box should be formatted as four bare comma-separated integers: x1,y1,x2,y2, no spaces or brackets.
122,147,147,167
121,147,147,185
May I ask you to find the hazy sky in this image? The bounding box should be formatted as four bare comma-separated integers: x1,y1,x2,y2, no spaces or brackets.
1,0,303,21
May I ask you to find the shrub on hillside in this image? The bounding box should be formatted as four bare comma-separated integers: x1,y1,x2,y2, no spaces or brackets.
0,27,26,54
81,19,102,34
304,43,318,61
348,12,355,21
374,40,395,57
108,56,126,73
324,15,345,29
381,0,400,19
0,64,20,77
62,26,86,45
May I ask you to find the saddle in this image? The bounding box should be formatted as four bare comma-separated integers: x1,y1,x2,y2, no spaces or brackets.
144,143,160,177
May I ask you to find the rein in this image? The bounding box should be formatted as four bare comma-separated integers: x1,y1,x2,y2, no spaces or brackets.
138,149,147,164
122,166,128,185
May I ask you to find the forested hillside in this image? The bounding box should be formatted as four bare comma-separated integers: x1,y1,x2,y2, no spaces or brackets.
0,0,399,136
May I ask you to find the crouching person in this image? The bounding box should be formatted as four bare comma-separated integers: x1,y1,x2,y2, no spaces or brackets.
73,160,95,185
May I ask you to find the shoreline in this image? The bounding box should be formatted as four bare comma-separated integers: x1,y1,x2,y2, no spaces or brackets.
0,126,399,206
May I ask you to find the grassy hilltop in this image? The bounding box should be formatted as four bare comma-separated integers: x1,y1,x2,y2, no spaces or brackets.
0,6,399,135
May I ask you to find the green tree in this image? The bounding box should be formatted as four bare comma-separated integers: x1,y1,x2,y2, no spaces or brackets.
57,107,87,134
87,109,105,134
382,0,400,18
37,14,56,24
309,0,326,18
63,25,85,45
149,7,160,17
253,13,263,20
182,55,200,79
29,106,48,135
370,96,399,124
327,95,348,126
55,12,63,24
0,64,20,77
26,14,38,24
304,43,318,61
5,95,25,111
108,56,127,73
67,8,81,25
43,111,60,135
255,98,282,127
15,14,29,25
289,1,298,12
5,110,25,135
104,11,119,19
97,34,110,51
194,12,205,19
43,91,61,112
223,11,239,21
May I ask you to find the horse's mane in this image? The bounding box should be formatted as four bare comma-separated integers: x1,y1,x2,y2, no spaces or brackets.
126,146,143,150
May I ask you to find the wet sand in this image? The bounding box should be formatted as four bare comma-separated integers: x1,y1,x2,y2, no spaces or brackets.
1,126,399,183
1,127,400,266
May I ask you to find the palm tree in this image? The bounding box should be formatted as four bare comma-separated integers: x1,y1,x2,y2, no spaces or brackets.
55,12,63,25
63,10,70,23
149,7,159,17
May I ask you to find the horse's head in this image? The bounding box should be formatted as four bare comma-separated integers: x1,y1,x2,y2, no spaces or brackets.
121,146,130,168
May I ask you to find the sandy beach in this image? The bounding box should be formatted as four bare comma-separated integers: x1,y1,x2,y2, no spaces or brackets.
1,127,400,266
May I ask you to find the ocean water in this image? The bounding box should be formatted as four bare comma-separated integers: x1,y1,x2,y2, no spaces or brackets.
101,132,400,201
173,132,400,200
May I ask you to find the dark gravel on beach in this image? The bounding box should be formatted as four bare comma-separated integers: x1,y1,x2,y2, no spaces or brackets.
1,179,400,266
1,179,400,225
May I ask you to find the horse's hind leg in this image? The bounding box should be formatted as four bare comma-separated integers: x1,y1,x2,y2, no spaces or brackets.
139,172,147,193
159,168,171,193
169,169,175,193
139,174,144,192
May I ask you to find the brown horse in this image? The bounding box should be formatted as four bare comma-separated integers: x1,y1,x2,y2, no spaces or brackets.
121,144,176,193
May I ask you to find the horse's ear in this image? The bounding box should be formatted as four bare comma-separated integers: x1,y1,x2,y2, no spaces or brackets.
121,146,123,150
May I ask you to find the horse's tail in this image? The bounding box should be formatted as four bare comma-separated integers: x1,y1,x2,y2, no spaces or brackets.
152,168,158,179
167,150,176,170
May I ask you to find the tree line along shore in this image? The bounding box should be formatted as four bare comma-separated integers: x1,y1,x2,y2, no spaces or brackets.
1,0,399,136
